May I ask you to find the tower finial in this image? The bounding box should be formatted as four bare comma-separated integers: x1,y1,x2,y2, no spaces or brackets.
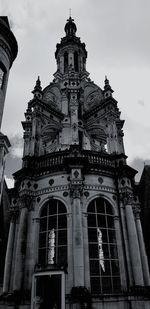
69,8,72,18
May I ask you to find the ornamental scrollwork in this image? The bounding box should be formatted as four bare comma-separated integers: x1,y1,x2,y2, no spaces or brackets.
70,184,83,198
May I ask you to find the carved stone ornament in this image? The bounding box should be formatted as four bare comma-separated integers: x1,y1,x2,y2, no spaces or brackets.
9,205,19,221
120,191,135,206
19,195,35,211
74,170,79,178
70,185,83,198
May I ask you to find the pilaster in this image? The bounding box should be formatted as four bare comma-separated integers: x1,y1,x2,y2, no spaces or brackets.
3,206,18,293
122,192,144,286
133,203,150,286
13,195,30,291
70,168,84,286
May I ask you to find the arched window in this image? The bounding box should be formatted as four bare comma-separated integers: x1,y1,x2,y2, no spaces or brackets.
64,52,68,73
74,51,79,72
87,198,120,294
39,199,67,266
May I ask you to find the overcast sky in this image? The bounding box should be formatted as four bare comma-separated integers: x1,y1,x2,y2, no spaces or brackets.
0,0,150,187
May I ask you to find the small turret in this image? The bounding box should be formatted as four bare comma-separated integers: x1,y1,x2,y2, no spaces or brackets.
104,76,114,98
32,76,43,99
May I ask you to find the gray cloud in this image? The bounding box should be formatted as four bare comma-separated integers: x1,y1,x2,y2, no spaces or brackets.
130,157,150,182
4,134,23,181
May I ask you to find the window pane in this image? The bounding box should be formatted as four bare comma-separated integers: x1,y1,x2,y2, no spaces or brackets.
88,228,97,242
100,229,107,243
58,246,67,264
96,200,105,214
111,260,120,275
49,202,57,215
91,277,100,294
58,230,67,245
108,230,116,243
88,214,96,227
57,203,66,214
48,215,57,230
101,277,112,293
89,244,99,258
39,248,46,265
113,277,121,292
107,215,114,228
110,244,118,259
105,202,113,215
40,217,47,231
97,214,106,228
58,215,67,228
88,201,95,213
90,260,100,275
39,232,47,248
41,205,48,217
102,260,111,276
102,244,109,258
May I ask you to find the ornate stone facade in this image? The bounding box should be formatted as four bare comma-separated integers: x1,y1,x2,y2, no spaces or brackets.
1,16,150,309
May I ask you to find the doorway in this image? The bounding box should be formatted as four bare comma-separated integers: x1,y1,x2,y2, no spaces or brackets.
31,271,65,309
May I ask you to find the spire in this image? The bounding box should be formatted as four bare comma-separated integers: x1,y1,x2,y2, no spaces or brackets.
34,76,42,91
104,76,114,98
69,8,72,18
32,76,42,99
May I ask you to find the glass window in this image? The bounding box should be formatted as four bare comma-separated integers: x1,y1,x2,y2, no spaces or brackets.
88,198,120,294
39,199,67,266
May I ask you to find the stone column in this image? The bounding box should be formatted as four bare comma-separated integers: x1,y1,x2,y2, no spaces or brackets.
120,202,133,286
72,187,84,286
3,210,17,293
24,201,37,291
13,198,28,291
134,205,150,286
83,213,90,288
124,196,144,286
114,216,127,290
67,213,73,293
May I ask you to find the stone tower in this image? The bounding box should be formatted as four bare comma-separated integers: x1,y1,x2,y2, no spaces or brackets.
1,17,150,309
0,16,18,202
0,16,18,289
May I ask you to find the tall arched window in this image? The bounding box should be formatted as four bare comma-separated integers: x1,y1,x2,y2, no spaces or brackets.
39,199,67,266
64,52,68,73
74,51,79,72
87,198,120,294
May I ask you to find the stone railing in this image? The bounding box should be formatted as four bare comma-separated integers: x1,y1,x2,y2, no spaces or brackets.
23,150,115,170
